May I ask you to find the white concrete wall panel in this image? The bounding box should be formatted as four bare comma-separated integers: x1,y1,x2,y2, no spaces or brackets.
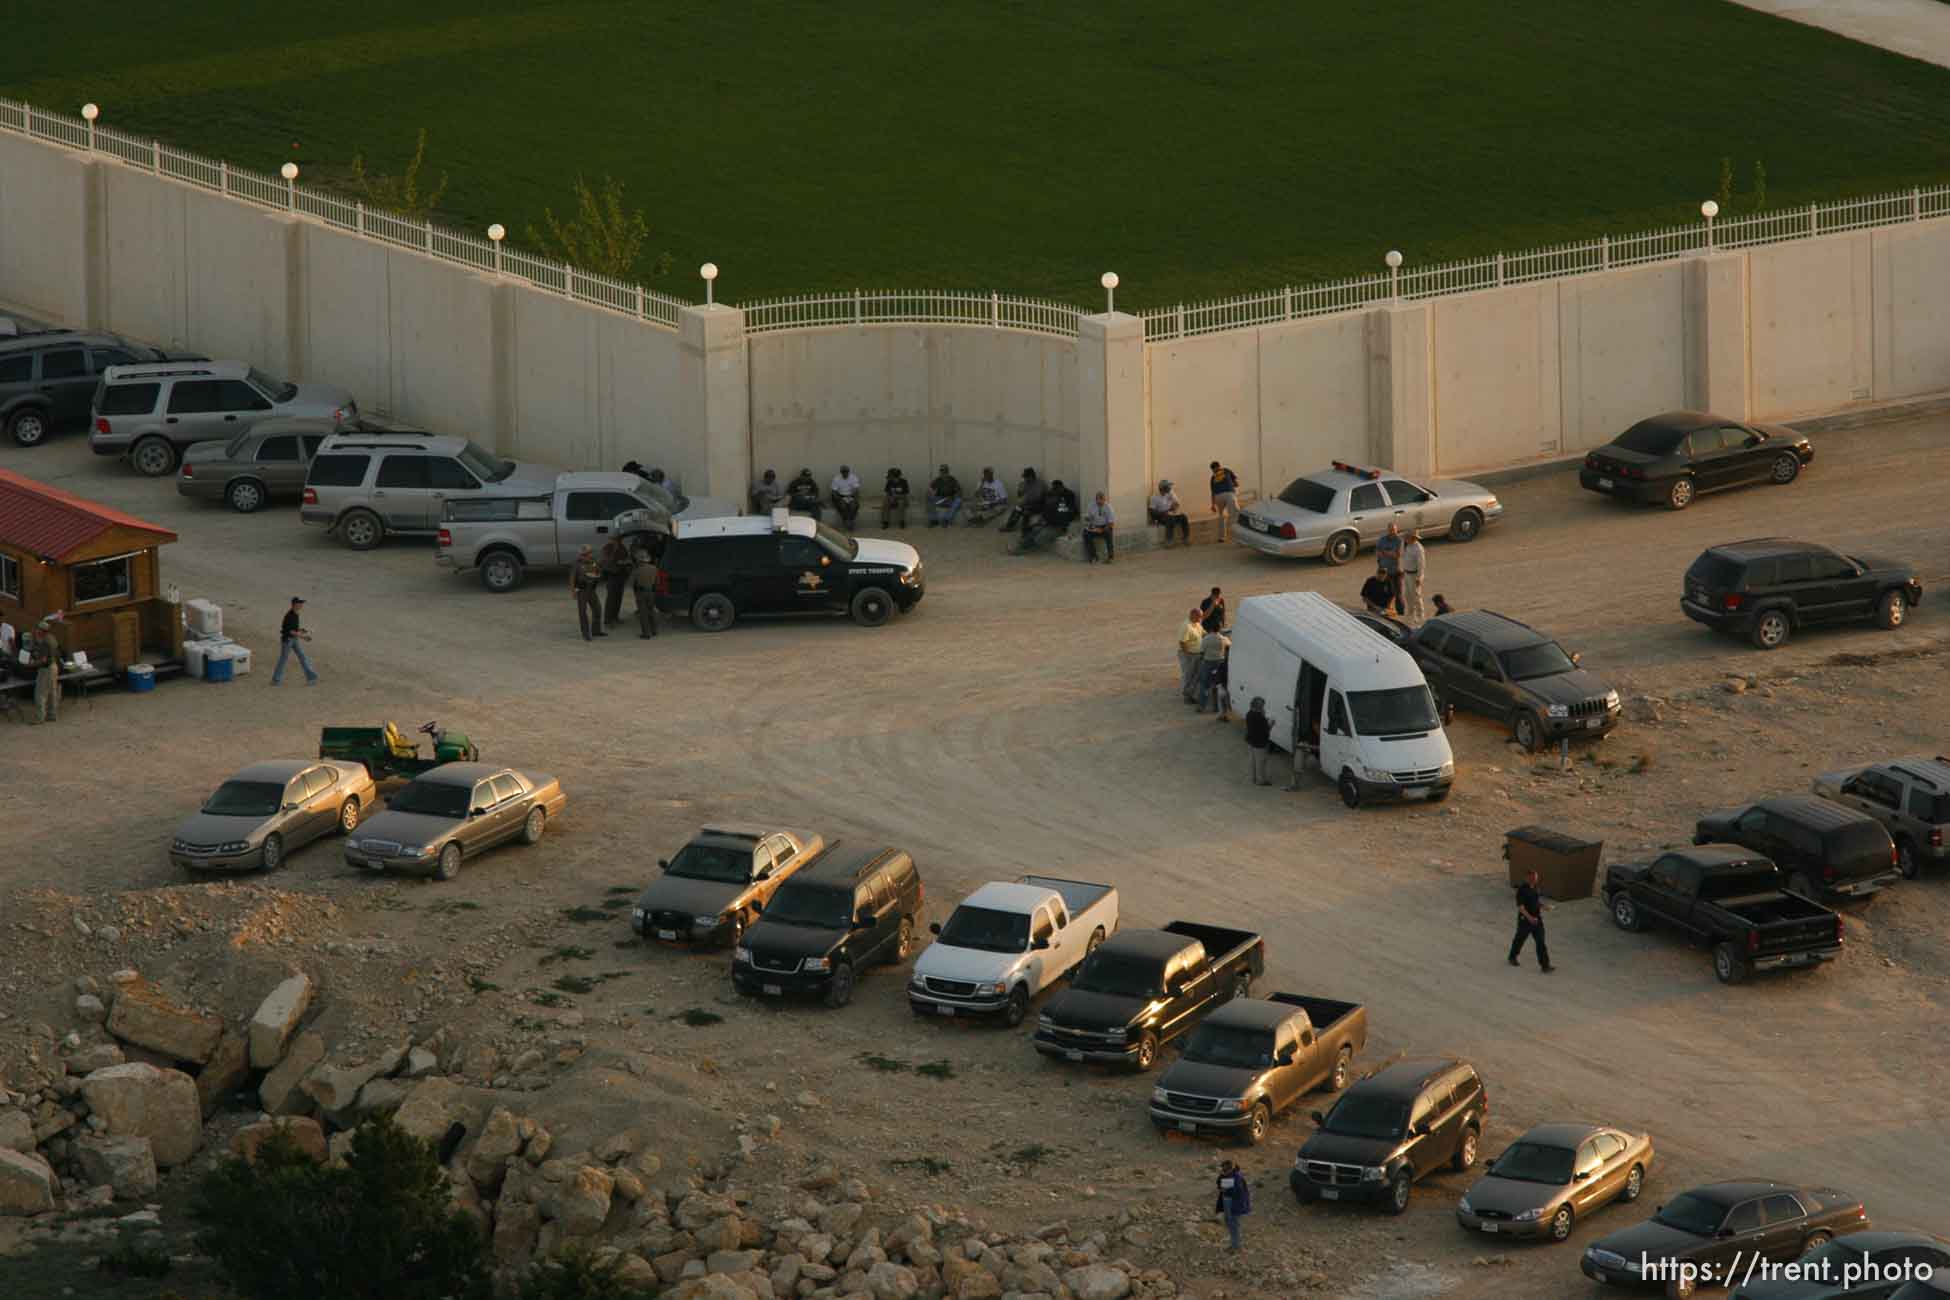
508,284,599,469
299,222,391,415
1557,263,1687,449
1256,313,1372,490
595,308,687,481
0,131,87,323
1431,283,1562,473
1872,222,1950,400
1148,331,1260,504
100,163,187,351
1750,231,1873,418
384,249,497,435
183,187,290,375
934,329,1081,486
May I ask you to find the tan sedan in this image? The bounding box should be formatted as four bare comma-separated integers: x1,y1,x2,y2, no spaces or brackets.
343,762,567,880
171,759,377,872
1456,1122,1655,1243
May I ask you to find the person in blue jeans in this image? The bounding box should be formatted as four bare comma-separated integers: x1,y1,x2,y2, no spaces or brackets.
271,596,318,686
927,465,962,526
1215,1159,1251,1251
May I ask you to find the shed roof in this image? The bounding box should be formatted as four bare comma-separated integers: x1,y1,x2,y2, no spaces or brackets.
0,469,176,562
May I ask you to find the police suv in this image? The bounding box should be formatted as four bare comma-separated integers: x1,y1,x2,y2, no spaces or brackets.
655,509,924,630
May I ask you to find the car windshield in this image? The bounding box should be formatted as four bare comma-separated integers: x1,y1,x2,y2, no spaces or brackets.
1499,642,1577,681
1488,1141,1576,1184
1276,477,1337,513
1182,1023,1276,1069
247,366,299,402
1612,421,1687,455
665,842,753,884
1652,1193,1725,1237
388,781,471,819
1322,1093,1408,1140
813,521,859,558
1068,951,1163,997
201,781,284,818
1347,686,1440,737
459,441,516,483
936,906,1030,954
762,885,851,929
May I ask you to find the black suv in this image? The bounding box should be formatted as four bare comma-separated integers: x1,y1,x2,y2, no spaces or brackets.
732,846,924,1007
1681,538,1921,650
1292,1058,1488,1215
1694,794,1900,900
656,514,924,631
0,332,170,446
1407,610,1621,751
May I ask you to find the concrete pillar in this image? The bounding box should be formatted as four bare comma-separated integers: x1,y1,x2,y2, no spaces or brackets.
678,304,751,504
80,156,107,331
488,282,518,456
1368,303,1435,477
282,217,308,383
1077,311,1148,531
1685,252,1750,418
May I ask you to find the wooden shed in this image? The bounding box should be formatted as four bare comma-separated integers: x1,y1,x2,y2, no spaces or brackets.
0,468,183,672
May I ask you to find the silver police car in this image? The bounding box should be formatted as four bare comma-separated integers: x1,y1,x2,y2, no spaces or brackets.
1235,462,1504,565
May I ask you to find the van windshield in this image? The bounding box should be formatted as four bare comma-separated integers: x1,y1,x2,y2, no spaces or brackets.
1347,686,1439,737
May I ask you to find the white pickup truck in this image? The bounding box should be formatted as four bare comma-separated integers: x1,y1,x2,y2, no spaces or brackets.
907,875,1119,1027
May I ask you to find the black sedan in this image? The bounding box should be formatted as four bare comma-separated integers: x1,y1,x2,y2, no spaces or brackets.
1581,410,1813,511
1582,1180,1870,1297
1730,1231,1950,1299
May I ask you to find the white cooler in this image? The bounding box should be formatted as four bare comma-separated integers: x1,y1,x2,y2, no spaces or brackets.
185,598,223,640
184,641,210,677
218,645,252,675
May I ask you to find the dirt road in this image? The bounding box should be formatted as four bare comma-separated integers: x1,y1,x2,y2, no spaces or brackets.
2,415,1944,1298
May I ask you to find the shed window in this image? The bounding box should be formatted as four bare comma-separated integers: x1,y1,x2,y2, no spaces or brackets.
72,555,132,605
0,553,19,601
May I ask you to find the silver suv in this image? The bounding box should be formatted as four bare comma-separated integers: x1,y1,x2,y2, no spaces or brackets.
1813,757,1950,879
90,360,359,477
302,432,557,550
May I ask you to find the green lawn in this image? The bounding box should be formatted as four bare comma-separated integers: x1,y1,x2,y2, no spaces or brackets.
6,0,1950,309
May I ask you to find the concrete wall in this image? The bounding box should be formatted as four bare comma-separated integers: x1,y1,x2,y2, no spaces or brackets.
0,129,88,325
1557,262,1689,452
1749,231,1874,418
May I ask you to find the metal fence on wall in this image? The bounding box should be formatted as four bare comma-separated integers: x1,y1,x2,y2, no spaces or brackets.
4,96,1948,346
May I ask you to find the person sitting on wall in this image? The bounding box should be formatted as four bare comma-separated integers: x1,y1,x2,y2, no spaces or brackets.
1017,478,1080,552
829,464,863,531
965,467,1009,525
1148,479,1190,546
927,464,963,527
881,467,912,529
786,467,822,521
752,468,786,514
1002,467,1043,532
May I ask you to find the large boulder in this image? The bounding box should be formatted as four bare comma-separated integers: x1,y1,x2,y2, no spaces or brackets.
258,1031,325,1116
72,1135,158,1200
79,1063,202,1167
393,1077,469,1143
299,1060,383,1118
555,1166,614,1236
104,978,223,1066
668,1277,760,1300
1064,1264,1133,1300
0,1109,33,1154
493,1199,541,1267
0,1148,56,1215
465,1106,522,1192
354,1078,409,1117
248,974,313,1069
196,1030,249,1118
64,1043,125,1075
232,1117,328,1165
867,1261,920,1300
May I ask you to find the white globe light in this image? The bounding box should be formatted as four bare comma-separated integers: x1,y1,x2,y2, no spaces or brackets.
1700,200,1720,219
1384,250,1404,269
80,103,99,122
487,224,506,242
280,162,299,181
1101,271,1119,290
699,262,719,282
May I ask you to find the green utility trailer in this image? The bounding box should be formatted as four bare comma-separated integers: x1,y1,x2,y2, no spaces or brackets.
319,720,479,779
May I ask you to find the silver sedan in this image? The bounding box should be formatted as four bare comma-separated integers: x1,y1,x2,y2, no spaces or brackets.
172,760,377,872
1234,461,1504,565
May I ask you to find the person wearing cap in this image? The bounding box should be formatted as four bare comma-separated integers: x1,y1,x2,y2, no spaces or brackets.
1081,491,1115,564
1244,696,1273,785
570,546,606,642
1002,467,1043,532
271,597,317,686
751,468,786,514
599,532,633,626
927,464,962,527
1432,593,1454,618
28,616,63,721
1400,527,1428,623
786,467,822,521
1208,461,1241,543
1375,522,1406,615
880,467,912,528
965,467,1008,525
630,544,661,639
1148,479,1189,546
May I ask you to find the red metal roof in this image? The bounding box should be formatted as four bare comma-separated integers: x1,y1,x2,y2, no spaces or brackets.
0,468,177,562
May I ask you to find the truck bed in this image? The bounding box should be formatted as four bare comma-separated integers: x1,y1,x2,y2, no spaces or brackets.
1265,993,1363,1034
1020,875,1113,919
1164,921,1264,971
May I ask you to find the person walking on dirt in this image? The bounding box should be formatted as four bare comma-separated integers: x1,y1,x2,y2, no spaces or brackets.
270,598,318,686
631,545,660,639
1198,624,1230,714
1245,697,1273,785
1509,869,1554,973
1401,528,1427,623
1178,607,1206,703
1215,1159,1251,1251
571,546,606,641
1208,461,1241,543
600,534,633,625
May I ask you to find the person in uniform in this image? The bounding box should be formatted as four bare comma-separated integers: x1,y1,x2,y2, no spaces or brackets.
571,546,606,641
881,467,912,529
29,617,61,724
599,534,633,625
1509,869,1555,972
631,545,660,639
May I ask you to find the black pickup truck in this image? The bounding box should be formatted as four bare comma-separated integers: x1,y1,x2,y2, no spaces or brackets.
1604,846,1843,985
1034,921,1265,1071
1149,993,1368,1145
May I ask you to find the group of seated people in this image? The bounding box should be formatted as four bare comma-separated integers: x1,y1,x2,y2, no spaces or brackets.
750,463,1018,530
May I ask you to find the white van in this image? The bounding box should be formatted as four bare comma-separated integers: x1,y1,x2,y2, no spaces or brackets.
1228,591,1454,808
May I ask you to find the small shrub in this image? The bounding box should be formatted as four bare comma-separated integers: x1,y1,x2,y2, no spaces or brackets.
674,1008,723,1027
605,885,637,896
526,175,671,280
530,989,570,1008
860,1054,908,1073
552,975,596,995
888,1156,952,1176
916,1060,956,1080
99,1234,173,1279
1010,1143,1050,1166
560,907,610,924
540,945,594,966
517,1244,656,1299
466,976,500,994
427,899,482,915
348,128,449,222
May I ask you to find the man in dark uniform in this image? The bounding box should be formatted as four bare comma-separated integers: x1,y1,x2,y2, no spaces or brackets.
630,545,660,639
1509,869,1554,972
599,534,633,625
571,546,606,641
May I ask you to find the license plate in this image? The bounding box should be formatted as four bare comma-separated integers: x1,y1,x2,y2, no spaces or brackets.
762,983,782,996
1480,1223,1498,1233
934,1005,954,1017
1403,787,1430,800
1320,1189,1339,1200
1585,717,1604,730
1064,1050,1083,1062
1597,476,1614,489
1178,1121,1197,1133
656,929,677,941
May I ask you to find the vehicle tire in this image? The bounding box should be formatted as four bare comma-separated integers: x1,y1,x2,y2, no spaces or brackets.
1668,1274,1697,1300
132,436,177,478
479,550,525,593
1610,893,1648,932
889,915,916,964
520,807,546,846
1875,588,1906,630
1750,608,1791,650
1452,1127,1477,1172
691,592,736,632
1133,1032,1159,1071
850,586,894,627
1548,1204,1574,1243
1664,476,1695,510
1513,711,1543,753
226,478,266,513
7,407,49,447
1324,531,1360,566
1622,1164,1645,1202
336,797,360,836
1338,773,1362,809
434,843,462,882
1804,1230,1833,1249
339,508,384,551
1243,1101,1271,1147
1449,508,1483,543
1328,1045,1353,1092
1003,985,1029,1028
1786,871,1815,899
1712,941,1749,985
1771,452,1801,485
260,833,283,872
1896,837,1920,880
1385,1169,1412,1216
823,961,856,1009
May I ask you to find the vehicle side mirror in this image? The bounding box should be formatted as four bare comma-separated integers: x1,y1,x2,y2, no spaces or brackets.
470,807,488,818
1746,432,1765,447
1570,652,1582,665
1412,1122,1430,1137
1574,1171,1591,1181
657,857,669,871
855,909,874,929
928,921,942,935
753,865,771,881
1310,1111,1327,1126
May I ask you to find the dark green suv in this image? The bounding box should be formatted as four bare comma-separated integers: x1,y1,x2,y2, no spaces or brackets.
1680,538,1921,650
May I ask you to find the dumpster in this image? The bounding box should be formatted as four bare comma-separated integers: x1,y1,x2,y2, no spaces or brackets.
1502,826,1603,900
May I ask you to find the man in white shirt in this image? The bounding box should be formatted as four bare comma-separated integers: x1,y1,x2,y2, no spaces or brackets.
1081,492,1116,564
966,467,1009,525
829,464,863,532
1400,528,1428,622
1148,479,1189,546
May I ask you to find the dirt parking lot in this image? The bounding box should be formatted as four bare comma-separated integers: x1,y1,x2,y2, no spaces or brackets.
1,415,1945,1298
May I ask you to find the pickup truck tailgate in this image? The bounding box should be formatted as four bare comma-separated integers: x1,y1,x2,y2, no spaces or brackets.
1724,894,1841,954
